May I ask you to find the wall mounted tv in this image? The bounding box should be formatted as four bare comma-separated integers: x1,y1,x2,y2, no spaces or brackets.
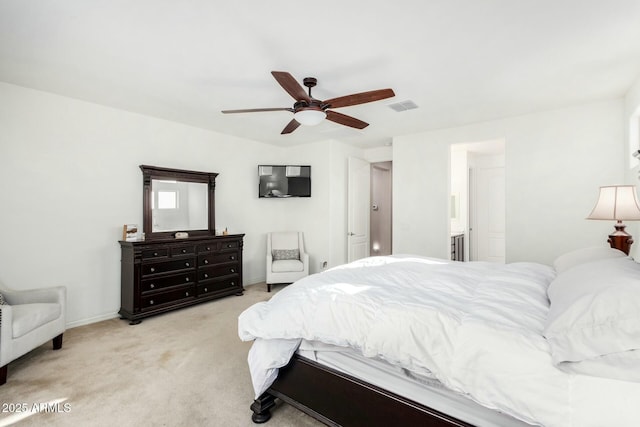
258,165,311,198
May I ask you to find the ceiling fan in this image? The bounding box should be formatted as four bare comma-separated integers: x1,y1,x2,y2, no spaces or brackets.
221,71,395,134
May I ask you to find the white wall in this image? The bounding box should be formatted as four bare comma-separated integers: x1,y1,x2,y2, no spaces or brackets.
279,141,333,273
449,147,468,235
364,145,392,163
0,82,363,327
394,133,451,257
0,82,294,326
393,99,625,265
1,79,636,327
624,75,640,259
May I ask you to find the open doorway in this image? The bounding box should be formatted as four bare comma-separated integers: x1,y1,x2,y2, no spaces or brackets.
450,140,505,262
347,158,393,262
371,161,392,256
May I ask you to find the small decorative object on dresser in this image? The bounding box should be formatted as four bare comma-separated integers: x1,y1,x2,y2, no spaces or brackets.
119,165,244,324
122,224,138,241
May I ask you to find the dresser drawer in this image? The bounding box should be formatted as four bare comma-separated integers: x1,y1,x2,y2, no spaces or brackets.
142,248,169,259
171,245,196,257
196,241,218,253
198,251,239,267
141,258,196,276
198,276,240,296
200,264,239,280
196,239,240,253
219,240,240,251
141,272,196,293
141,286,196,309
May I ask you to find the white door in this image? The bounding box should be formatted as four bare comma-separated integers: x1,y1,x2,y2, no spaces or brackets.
348,157,371,262
471,156,505,262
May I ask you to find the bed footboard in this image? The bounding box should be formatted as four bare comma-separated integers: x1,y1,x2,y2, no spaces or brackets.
251,354,473,426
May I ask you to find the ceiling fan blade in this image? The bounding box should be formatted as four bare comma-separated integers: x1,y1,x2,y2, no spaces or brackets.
221,107,292,114
326,111,369,129
323,88,395,109
271,71,312,102
281,119,301,134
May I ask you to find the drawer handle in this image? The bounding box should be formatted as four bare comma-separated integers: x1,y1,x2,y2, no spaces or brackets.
150,284,155,289
227,244,232,248
185,277,190,282
185,262,190,267
230,268,235,273
153,252,158,256
230,256,235,260
204,273,209,278
204,288,208,292
206,247,211,251
204,259,209,264
231,281,235,286
150,300,154,305
150,267,155,273
185,292,189,297
182,249,187,253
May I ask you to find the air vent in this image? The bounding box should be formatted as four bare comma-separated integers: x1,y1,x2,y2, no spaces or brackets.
388,100,418,112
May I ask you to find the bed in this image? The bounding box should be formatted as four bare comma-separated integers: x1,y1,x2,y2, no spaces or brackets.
238,250,640,426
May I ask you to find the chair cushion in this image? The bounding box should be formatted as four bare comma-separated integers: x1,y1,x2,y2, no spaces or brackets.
273,249,299,260
11,303,62,338
272,259,304,273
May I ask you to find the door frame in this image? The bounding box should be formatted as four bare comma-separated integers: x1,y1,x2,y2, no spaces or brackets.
347,157,371,262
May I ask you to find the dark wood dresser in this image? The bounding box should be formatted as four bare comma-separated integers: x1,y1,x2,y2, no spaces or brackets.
119,234,244,324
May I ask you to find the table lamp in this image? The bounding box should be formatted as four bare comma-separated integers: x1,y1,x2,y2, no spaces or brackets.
587,185,640,255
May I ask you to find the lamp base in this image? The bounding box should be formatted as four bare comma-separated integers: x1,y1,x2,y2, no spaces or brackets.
608,221,633,255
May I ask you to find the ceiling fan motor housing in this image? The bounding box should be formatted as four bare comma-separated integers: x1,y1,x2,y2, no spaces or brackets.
294,100,324,111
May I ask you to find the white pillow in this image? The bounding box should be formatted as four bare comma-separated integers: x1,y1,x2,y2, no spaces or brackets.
553,246,626,274
544,257,640,380
556,349,640,382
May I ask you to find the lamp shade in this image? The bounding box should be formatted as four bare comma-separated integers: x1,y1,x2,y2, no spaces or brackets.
587,185,640,221
293,108,326,126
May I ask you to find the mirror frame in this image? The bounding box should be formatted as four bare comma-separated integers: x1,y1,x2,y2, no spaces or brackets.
140,165,218,240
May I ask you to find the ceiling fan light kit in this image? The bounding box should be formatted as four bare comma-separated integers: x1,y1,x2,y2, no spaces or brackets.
293,108,326,126
222,71,395,135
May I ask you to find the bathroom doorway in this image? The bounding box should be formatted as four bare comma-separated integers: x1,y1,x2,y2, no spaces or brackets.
450,140,505,262
370,161,392,256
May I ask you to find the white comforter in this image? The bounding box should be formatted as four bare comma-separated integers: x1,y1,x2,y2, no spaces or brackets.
238,256,640,427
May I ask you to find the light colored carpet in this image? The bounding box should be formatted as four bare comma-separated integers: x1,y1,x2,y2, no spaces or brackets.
0,284,323,427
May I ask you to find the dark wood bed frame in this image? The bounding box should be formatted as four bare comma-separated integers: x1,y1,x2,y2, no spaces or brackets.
250,354,474,426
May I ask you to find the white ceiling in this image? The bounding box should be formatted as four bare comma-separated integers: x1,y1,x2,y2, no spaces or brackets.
2,1,640,148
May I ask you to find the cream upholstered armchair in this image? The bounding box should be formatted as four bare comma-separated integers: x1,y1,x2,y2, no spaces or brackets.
0,285,66,385
266,231,309,292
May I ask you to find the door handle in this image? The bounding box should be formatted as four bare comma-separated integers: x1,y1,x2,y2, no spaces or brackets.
348,232,355,236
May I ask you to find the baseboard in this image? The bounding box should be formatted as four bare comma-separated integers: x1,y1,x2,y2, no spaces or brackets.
244,281,266,287
66,312,120,329
67,281,267,329
244,275,267,286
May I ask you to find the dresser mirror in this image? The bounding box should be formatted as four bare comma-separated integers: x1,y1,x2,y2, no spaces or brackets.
140,165,218,240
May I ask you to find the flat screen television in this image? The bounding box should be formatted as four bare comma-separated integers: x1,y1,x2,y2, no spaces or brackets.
258,165,311,198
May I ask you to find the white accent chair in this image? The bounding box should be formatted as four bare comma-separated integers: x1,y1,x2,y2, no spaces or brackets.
266,231,309,292
0,285,66,385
